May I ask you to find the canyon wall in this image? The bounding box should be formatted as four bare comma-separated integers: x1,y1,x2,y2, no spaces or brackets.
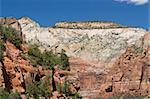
0,17,149,98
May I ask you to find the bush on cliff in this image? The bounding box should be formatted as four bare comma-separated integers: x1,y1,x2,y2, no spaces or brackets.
28,45,61,68
28,44,43,66
28,44,41,57
0,39,5,61
25,76,52,98
59,49,69,70
0,88,21,99
28,45,69,70
0,26,23,48
56,80,82,98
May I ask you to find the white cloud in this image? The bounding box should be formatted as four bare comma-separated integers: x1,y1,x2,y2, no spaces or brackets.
114,0,149,5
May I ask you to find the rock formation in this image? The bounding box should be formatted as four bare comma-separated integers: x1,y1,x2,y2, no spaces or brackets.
0,17,149,98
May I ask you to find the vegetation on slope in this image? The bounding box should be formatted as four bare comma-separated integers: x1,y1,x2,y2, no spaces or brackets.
0,88,21,99
25,75,52,98
27,44,69,70
0,25,22,48
0,26,81,99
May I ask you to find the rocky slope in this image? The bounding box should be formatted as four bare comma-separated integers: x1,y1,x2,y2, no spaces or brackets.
0,17,150,98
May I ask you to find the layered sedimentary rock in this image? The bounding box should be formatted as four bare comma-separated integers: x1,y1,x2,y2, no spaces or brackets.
0,17,149,98
54,21,125,29
17,17,147,72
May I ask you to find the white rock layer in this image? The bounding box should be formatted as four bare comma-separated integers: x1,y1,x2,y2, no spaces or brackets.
18,17,147,70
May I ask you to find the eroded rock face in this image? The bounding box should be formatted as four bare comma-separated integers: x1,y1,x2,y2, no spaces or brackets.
5,41,20,61
0,17,150,98
18,17,147,72
0,17,21,32
1,42,53,93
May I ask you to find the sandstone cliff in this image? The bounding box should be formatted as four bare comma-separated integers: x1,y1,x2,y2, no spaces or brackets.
0,17,149,98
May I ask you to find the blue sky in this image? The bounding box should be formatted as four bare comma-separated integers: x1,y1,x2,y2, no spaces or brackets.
0,0,149,29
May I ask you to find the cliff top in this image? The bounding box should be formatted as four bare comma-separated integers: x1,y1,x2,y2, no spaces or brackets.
0,17,129,29
54,21,128,29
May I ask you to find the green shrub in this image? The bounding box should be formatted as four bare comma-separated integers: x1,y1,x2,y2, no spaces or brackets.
56,80,69,95
0,27,15,41
12,37,23,48
25,76,52,98
132,45,143,54
72,92,82,99
8,92,21,99
57,80,82,98
0,88,21,99
0,40,5,61
0,26,22,48
28,44,41,57
56,83,61,94
60,49,69,70
28,45,69,70
41,51,61,67
28,45,42,66
62,80,69,95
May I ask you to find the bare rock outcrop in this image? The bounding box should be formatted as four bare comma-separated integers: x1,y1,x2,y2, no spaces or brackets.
0,17,21,32
18,17,147,73
54,21,125,29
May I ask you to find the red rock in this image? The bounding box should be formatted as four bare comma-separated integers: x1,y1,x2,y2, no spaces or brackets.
99,83,112,94
120,82,130,93
12,78,21,86
20,44,29,53
130,62,143,81
129,81,140,90
3,57,14,70
69,84,77,94
20,65,37,73
113,82,122,94
140,82,150,96
13,86,25,93
5,41,19,60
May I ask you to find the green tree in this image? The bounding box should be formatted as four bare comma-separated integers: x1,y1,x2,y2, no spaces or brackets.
12,37,23,48
41,51,61,69
28,45,70,70
28,45,42,66
60,49,69,70
25,76,52,99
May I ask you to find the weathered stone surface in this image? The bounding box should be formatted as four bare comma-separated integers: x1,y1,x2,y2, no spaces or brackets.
55,21,124,29
3,57,14,70
20,44,29,53
1,42,54,94
5,41,20,61
18,17,146,68
0,17,149,98
0,17,21,32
